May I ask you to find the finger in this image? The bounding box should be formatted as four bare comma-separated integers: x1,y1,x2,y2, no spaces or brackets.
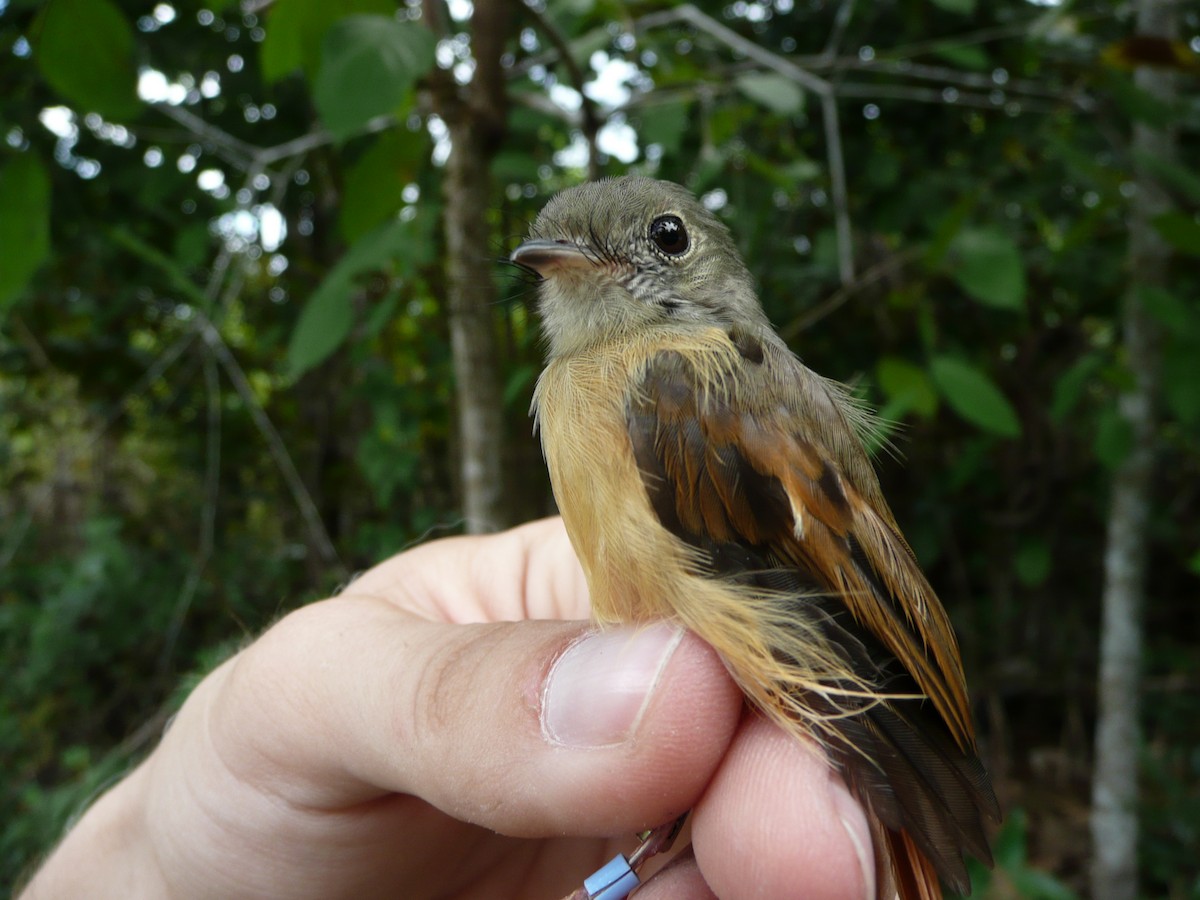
692,716,874,900
210,597,743,837
345,517,589,623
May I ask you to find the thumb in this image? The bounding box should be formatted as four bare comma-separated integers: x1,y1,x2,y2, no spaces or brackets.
220,598,743,838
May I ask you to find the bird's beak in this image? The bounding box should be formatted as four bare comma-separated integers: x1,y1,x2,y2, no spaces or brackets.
510,239,592,279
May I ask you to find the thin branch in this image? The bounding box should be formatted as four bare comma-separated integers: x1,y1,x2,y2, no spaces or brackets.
158,349,221,674
513,0,601,180
258,114,396,166
779,245,921,342
197,313,343,570
874,19,1054,63
111,225,343,572
819,0,857,65
819,95,854,284
152,103,257,169
633,3,856,283
636,4,832,96
9,314,54,370
834,81,1062,112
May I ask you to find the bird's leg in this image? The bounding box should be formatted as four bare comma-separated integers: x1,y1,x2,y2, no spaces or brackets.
560,813,690,900
628,812,689,870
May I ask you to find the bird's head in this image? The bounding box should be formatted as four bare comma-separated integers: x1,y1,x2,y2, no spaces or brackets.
512,176,768,359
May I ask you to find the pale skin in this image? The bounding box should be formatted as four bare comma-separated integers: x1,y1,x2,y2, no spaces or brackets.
20,517,872,900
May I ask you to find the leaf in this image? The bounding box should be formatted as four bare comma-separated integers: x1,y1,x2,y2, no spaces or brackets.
735,72,804,116
1151,212,1200,257
286,217,412,378
933,44,989,71
1138,285,1199,335
34,0,139,119
948,227,1027,310
554,0,595,13
1015,540,1051,587
639,100,691,155
1163,341,1200,425
929,356,1022,437
503,364,537,408
339,129,428,243
1102,71,1176,129
1050,352,1103,421
1132,150,1200,204
930,0,976,13
0,154,51,312
568,27,612,64
313,16,436,140
876,356,938,418
260,0,395,82
362,289,400,340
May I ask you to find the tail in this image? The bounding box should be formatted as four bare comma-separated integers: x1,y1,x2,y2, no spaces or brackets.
870,816,943,900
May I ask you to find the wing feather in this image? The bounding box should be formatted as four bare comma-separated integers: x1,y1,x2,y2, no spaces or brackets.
626,343,999,895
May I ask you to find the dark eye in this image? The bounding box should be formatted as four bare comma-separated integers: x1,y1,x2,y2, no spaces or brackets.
649,215,689,256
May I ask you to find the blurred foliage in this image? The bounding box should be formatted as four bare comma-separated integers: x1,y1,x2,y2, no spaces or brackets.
1,0,1199,894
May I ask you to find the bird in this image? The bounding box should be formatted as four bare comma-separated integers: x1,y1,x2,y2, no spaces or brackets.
511,176,999,899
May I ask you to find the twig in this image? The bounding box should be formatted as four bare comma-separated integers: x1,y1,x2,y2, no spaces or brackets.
819,0,857,65
513,0,601,180
779,245,921,341
833,82,1062,112
152,103,257,169
633,4,856,284
111,226,343,572
196,313,343,570
158,349,221,674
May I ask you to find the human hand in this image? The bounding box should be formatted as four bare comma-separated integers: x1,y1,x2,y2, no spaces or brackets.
21,518,872,900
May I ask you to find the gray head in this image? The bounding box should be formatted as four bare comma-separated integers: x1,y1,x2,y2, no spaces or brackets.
511,176,769,358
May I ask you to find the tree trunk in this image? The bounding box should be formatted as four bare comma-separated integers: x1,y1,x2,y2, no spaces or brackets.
428,0,514,533
1089,2,1175,897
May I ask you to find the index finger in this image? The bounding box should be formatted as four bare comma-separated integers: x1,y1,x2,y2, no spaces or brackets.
344,517,589,624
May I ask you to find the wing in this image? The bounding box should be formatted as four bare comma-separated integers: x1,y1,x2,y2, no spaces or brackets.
626,341,999,894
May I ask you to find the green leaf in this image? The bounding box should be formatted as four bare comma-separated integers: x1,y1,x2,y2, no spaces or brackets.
503,364,537,408
1138,285,1199,335
923,190,980,269
1015,540,1051,587
286,217,412,378
1133,150,1200,204
1050,352,1103,421
933,43,989,70
35,0,139,119
1093,408,1133,469
314,16,435,140
735,72,804,116
339,130,427,243
929,356,1022,437
0,154,51,312
362,289,400,340
639,100,691,156
1102,71,1175,129
1151,212,1200,257
1163,341,1200,425
1188,550,1200,576
568,27,612,64
261,0,395,82
948,227,1026,310
930,0,976,13
876,357,938,418
1010,868,1079,900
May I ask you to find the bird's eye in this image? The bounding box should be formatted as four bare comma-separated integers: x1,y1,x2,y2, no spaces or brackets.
649,215,689,256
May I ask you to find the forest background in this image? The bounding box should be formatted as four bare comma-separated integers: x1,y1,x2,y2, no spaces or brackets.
1,0,1197,897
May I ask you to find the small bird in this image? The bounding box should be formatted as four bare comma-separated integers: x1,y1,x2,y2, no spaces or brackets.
512,176,999,899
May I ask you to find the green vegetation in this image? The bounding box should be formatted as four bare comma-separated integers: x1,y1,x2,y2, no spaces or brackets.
1,0,1197,894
